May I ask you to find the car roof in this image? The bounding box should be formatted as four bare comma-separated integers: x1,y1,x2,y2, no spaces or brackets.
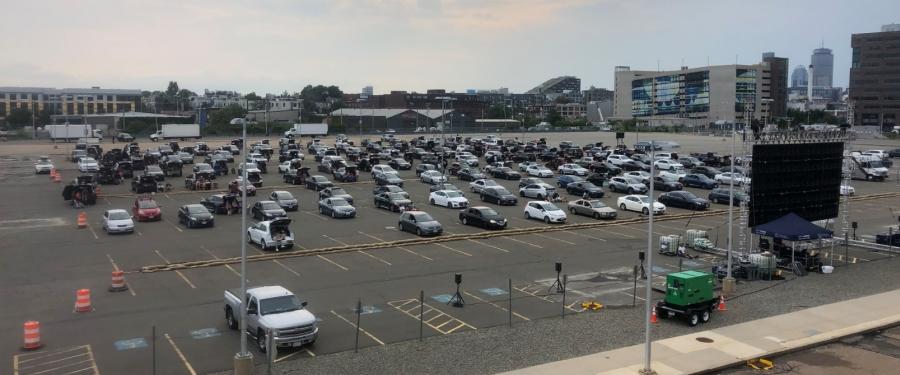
249,285,292,300
106,209,129,214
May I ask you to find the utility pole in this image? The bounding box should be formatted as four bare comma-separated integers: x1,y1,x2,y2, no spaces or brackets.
642,140,656,375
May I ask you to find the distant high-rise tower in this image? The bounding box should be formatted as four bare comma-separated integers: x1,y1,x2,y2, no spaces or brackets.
361,85,374,98
790,65,808,88
882,23,900,32
810,47,834,88
762,52,788,118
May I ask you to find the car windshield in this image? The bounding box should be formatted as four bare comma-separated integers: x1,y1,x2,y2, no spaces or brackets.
483,180,498,187
147,166,161,172
108,211,130,220
261,202,280,210
331,198,350,206
625,177,641,184
412,213,435,222
82,158,96,163
275,192,294,200
681,192,698,199
188,205,208,214
388,193,406,200
543,203,562,212
331,188,347,195
445,191,463,198
479,208,499,216
261,295,302,315
590,201,607,208
138,200,157,209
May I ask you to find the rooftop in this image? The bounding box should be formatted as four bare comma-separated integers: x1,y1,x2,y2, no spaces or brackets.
0,86,142,95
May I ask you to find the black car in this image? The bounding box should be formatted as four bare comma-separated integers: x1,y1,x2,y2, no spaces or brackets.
131,175,157,194
479,187,518,205
586,173,606,186
318,187,354,205
565,181,604,198
619,159,648,172
398,211,443,236
144,165,165,181
691,166,721,179
178,204,214,228
651,176,683,192
518,177,543,189
708,188,749,206
374,171,404,187
491,167,521,180
388,158,412,170
372,184,409,198
200,194,241,214
678,157,704,169
251,200,287,221
459,206,507,229
116,133,135,142
305,175,334,191
374,192,413,212
415,163,437,176
457,168,486,182
681,174,719,189
888,149,900,158
657,191,709,211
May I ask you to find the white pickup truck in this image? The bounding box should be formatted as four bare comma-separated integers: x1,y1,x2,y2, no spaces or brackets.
224,286,318,353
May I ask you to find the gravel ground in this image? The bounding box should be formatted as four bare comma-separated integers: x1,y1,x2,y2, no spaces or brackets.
207,253,900,375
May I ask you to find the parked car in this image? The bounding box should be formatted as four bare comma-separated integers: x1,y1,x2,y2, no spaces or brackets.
678,156,704,168
608,176,648,194
518,161,538,172
651,176,683,192
714,172,751,186
305,175,334,191
617,195,666,215
248,218,294,250
270,190,298,211
420,170,447,184
519,182,556,199
373,184,409,198
708,188,749,206
519,177,544,188
251,201,287,221
429,190,469,208
556,175,584,188
415,163,437,176
200,194,239,214
389,158,412,170
681,174,719,189
429,182,460,193
459,206,508,229
624,171,651,184
116,133,135,142
101,209,135,234
565,181,604,198
557,163,589,176
525,165,554,178
469,179,500,194
374,171,404,187
479,186,518,205
318,197,357,218
374,192,414,212
78,157,99,173
691,166,721,179
398,211,443,236
178,204,215,228
318,187,354,205
34,156,54,174
132,196,161,221
490,167,521,180
888,148,900,158
223,286,317,353
524,201,567,223
567,199,617,219
657,191,709,211
458,168,486,181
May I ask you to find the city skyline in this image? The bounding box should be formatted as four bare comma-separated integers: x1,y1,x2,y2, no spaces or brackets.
1,0,898,94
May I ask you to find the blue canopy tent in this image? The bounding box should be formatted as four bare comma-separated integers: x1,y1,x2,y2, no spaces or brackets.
752,213,833,273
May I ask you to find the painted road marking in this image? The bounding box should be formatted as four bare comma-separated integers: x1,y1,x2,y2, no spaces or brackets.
501,236,543,248
13,345,99,375
387,299,476,334
103,197,111,206
114,337,148,350
190,328,222,339
165,333,198,375
253,248,302,276
106,253,136,296
533,233,576,245
329,310,386,346
463,291,530,321
275,348,316,363
86,223,99,240
155,250,197,289
301,210,329,221
323,234,392,265
467,239,510,252
0,217,67,230
201,246,242,277
431,294,452,303
592,227,636,238
317,254,349,271
481,288,508,296
353,305,383,315
163,218,184,232
359,232,433,260
434,242,473,256
513,284,581,312
563,230,607,242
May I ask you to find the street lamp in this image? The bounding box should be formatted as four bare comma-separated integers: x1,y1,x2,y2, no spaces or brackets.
229,117,253,375
436,96,456,143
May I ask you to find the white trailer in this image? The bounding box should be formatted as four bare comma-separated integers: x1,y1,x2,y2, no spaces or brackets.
150,124,201,141
285,123,328,137
850,154,888,181
47,125,102,141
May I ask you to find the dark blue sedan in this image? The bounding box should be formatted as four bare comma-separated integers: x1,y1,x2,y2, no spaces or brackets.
681,174,719,189
556,175,584,188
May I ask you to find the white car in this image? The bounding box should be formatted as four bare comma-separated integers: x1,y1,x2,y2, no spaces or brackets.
606,154,630,165
459,155,479,167
371,164,396,176
101,209,135,234
653,159,683,171
840,184,855,196
278,161,293,174
624,171,651,184
526,165,554,178
864,150,887,159
617,195,666,215
469,179,500,194
247,218,294,250
524,201,567,223
519,183,556,199
518,161,539,172
420,170,447,184
557,163,588,176
658,165,687,179
78,157,99,173
714,172,751,186
34,156,54,174
429,190,469,208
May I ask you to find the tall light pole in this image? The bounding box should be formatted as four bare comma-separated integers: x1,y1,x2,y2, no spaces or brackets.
642,140,656,375
229,117,253,375
436,96,455,143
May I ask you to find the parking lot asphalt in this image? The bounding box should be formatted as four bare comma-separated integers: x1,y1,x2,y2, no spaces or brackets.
2,132,899,375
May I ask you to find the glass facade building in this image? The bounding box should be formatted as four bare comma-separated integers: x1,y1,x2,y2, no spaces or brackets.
653,75,681,115
735,69,757,113
683,71,710,114
631,78,653,117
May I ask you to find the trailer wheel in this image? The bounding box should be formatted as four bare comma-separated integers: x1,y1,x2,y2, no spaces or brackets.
701,309,711,323
687,311,700,327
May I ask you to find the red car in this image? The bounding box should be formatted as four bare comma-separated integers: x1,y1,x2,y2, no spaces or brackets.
133,196,161,221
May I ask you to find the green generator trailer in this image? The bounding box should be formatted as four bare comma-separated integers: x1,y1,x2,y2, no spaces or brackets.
655,270,720,327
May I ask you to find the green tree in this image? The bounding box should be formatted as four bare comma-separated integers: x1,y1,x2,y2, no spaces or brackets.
37,109,52,125
486,104,507,119
5,108,32,128
166,81,180,97
544,108,563,126
244,92,262,101
208,104,247,128
300,85,344,117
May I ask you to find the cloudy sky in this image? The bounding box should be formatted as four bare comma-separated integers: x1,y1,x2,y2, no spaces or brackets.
2,0,897,94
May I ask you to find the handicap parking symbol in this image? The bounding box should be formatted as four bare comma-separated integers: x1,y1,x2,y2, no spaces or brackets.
431,294,452,303
114,338,148,351
190,328,221,339
353,305,382,315
480,288,508,296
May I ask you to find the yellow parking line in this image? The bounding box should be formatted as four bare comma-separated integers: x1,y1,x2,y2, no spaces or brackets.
534,233,576,245
329,310,386,346
105,254,136,296
502,236,543,248
463,291,530,321
253,248,301,276
323,235,392,265
164,333,198,375
359,232,433,260
434,243,472,256
467,239,510,253
317,255,349,271
155,250,196,289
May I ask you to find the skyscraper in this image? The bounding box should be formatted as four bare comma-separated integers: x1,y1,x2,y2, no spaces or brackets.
810,47,834,88
790,65,808,88
762,52,788,118
850,26,900,130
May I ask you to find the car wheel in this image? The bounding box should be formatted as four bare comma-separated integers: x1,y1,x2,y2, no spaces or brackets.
519,191,525,197
257,330,267,353
226,308,238,330
416,228,422,236
430,199,436,205
525,211,531,219
247,232,253,244
688,311,700,327
447,202,452,208
570,208,576,214
642,207,649,215
620,203,627,210
462,217,468,225
593,213,600,219
628,188,635,194
544,216,550,224
701,309,711,323
480,194,486,201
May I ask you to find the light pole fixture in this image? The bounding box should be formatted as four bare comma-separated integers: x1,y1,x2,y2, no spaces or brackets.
229,117,253,375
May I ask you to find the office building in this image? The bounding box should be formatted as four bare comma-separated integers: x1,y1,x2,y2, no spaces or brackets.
762,52,789,118
526,76,581,95
0,87,140,119
811,47,834,89
850,25,900,130
612,64,770,127
361,86,374,98
883,23,900,32
791,65,809,88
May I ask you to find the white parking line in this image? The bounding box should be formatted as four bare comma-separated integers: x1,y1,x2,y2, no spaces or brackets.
359,232,433,260
317,254,350,271
322,234,392,265
563,230,607,242
467,239,510,253
154,250,196,289
105,254,136,296
533,233,576,245
329,310,386,346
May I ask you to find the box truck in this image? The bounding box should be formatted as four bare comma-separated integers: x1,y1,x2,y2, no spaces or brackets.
284,123,328,137
150,124,201,141
47,125,102,141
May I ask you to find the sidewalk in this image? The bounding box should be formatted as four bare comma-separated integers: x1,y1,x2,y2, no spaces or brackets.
503,288,900,375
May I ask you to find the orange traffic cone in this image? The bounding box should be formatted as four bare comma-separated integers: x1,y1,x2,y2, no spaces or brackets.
717,295,727,311
109,271,128,292
49,169,56,180
650,308,658,324
22,321,42,350
53,174,62,183
77,212,87,228
74,289,92,312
